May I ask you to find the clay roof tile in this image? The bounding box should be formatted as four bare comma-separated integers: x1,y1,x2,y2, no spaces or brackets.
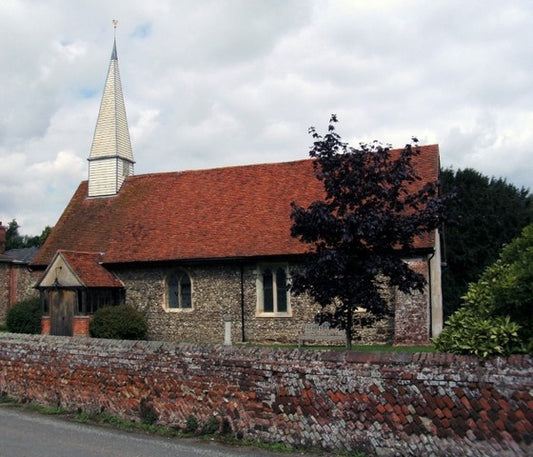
32,146,439,267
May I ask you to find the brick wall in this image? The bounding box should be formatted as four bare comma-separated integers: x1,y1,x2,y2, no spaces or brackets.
0,334,530,456
41,316,91,336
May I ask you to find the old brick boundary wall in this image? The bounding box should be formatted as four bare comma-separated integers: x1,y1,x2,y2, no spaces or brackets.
0,334,531,456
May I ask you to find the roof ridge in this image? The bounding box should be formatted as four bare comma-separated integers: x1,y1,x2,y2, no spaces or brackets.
91,144,439,182
129,157,314,179
58,249,103,256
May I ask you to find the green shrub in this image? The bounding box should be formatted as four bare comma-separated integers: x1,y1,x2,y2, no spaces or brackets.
462,257,533,342
434,308,524,358
202,415,220,434
185,415,199,433
89,304,147,340
139,397,158,425
6,298,42,334
436,224,533,357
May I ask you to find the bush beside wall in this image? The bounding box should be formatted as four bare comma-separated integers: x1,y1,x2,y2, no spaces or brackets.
89,305,147,340
0,334,531,457
5,298,41,334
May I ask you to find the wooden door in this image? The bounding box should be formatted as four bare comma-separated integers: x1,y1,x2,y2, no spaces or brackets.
49,289,75,336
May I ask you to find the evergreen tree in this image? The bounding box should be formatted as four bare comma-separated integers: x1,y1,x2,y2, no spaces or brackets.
5,219,23,249
441,168,533,317
5,219,52,250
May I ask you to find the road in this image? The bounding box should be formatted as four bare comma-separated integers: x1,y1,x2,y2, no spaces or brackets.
0,406,321,457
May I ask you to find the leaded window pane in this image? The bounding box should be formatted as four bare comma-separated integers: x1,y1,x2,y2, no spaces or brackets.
180,275,192,308
276,267,287,313
168,274,179,309
263,269,274,312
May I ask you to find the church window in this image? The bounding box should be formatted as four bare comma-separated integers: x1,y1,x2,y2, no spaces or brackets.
167,270,193,311
256,264,290,316
167,270,192,310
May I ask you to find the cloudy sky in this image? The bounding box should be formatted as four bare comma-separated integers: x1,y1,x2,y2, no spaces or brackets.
1,0,532,236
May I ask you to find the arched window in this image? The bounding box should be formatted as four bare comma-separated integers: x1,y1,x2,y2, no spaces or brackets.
167,270,192,310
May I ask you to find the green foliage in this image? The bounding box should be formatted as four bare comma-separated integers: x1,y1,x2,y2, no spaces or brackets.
5,219,22,249
203,415,221,434
436,224,533,356
185,415,199,433
89,304,147,340
434,308,523,358
464,224,533,345
38,226,52,246
6,298,42,334
4,219,52,249
441,168,533,317
139,397,159,425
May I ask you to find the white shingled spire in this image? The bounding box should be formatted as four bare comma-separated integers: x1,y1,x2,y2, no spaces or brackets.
88,20,134,197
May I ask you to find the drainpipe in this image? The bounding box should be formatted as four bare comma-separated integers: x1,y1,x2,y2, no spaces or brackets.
240,263,246,342
427,250,435,338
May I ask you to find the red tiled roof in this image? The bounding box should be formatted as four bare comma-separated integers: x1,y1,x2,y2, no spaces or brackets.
59,250,124,288
32,146,439,267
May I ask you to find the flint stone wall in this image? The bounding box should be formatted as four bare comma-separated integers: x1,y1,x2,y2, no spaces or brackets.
0,265,39,322
116,263,321,344
114,260,430,346
0,333,530,457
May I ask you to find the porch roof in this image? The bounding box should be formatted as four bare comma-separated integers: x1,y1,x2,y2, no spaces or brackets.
35,250,124,289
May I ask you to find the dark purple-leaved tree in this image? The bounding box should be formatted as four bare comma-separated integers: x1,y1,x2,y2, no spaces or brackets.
290,115,448,349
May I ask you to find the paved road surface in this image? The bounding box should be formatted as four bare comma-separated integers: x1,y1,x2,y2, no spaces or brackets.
0,406,320,457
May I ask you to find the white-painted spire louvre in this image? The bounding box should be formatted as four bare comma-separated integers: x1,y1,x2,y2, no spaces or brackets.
88,21,134,197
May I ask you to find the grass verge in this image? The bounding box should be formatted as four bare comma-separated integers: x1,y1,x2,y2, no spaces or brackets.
244,343,436,353
0,395,367,456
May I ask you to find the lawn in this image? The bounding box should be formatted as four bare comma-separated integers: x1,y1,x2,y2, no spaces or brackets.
241,342,437,353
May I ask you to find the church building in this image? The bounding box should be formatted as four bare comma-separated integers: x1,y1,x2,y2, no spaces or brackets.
31,33,443,346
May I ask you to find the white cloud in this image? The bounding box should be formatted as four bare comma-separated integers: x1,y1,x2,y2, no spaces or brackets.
1,0,532,235
0,148,85,235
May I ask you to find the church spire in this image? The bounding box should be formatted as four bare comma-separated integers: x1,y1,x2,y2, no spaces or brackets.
88,20,134,197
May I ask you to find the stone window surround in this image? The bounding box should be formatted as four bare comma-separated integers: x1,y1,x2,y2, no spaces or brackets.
164,268,193,312
255,263,292,317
